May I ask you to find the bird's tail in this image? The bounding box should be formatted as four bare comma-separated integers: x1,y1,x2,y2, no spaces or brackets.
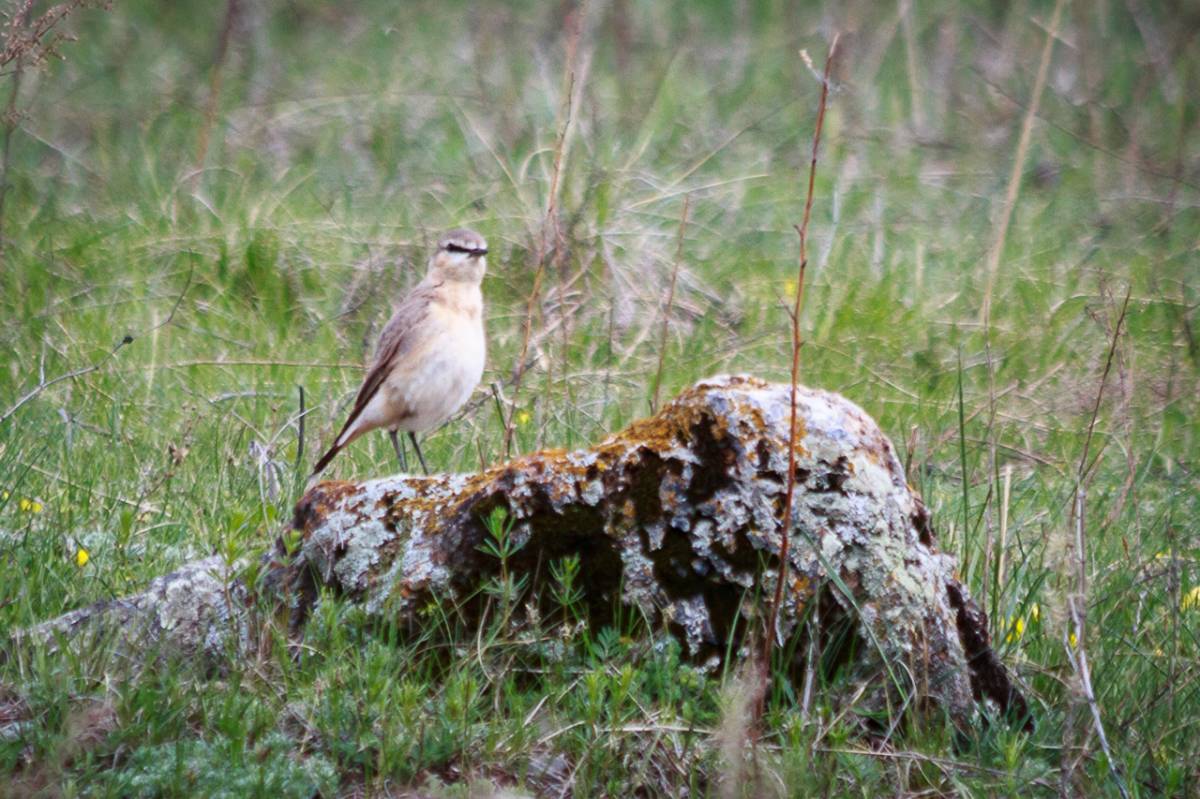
310,405,366,478
310,441,343,477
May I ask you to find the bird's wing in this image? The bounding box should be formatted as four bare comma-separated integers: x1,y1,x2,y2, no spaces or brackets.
312,282,440,474
346,281,440,429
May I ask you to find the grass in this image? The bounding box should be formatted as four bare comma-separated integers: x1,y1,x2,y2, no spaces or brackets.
1,0,1197,795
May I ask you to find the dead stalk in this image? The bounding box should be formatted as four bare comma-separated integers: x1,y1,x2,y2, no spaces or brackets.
996,463,1011,586
193,0,241,184
0,1,33,251
504,5,584,457
760,34,839,709
979,0,1065,324
982,339,997,610
1077,287,1131,491
978,0,1065,616
293,384,305,472
0,34,22,251
899,0,924,132
1065,286,1132,799
650,194,690,413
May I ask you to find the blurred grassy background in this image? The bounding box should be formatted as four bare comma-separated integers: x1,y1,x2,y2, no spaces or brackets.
0,0,1197,795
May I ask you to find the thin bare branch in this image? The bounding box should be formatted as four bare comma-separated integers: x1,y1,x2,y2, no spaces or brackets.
1078,287,1133,485
761,33,839,707
0,335,132,425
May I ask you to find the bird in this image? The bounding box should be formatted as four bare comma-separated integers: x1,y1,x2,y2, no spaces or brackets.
311,228,488,477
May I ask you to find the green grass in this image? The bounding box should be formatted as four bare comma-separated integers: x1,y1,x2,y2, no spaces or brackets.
1,0,1197,795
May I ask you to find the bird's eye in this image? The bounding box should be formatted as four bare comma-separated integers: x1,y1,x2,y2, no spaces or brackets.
444,243,470,254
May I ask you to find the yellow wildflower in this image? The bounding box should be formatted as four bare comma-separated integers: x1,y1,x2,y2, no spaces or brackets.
1,489,8,500
1182,586,1200,612
1069,631,1078,648
75,548,90,567
18,498,43,513
1029,603,1040,623
783,279,797,299
516,410,532,427
1004,616,1026,644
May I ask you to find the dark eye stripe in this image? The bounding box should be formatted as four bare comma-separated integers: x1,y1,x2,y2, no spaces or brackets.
444,243,488,256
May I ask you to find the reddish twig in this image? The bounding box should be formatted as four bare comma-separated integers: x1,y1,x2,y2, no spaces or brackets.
760,34,839,707
1077,287,1132,488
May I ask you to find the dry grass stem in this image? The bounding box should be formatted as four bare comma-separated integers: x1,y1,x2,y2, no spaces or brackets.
0,0,109,72
193,0,241,184
0,3,24,249
979,0,1066,324
716,661,763,799
1064,286,1133,799
650,194,689,413
504,5,586,457
997,463,1011,586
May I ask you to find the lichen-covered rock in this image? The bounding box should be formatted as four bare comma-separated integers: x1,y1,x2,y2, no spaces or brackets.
10,375,1027,729
14,556,249,662
289,374,1027,727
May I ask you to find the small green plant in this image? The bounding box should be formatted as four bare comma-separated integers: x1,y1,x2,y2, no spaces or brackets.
477,505,527,623
550,552,584,624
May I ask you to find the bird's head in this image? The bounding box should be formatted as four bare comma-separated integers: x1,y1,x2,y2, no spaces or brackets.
429,228,488,284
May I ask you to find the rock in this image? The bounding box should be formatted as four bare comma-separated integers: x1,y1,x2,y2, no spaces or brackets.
13,556,251,664
287,375,1027,728
10,375,1028,730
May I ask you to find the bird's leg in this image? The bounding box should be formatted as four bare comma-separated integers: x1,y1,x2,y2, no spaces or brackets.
389,430,408,471
408,431,429,475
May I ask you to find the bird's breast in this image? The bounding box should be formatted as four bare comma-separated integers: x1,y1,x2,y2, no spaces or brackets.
388,293,485,431
428,292,485,371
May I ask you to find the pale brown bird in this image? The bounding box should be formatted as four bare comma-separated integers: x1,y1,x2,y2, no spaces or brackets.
312,228,488,476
